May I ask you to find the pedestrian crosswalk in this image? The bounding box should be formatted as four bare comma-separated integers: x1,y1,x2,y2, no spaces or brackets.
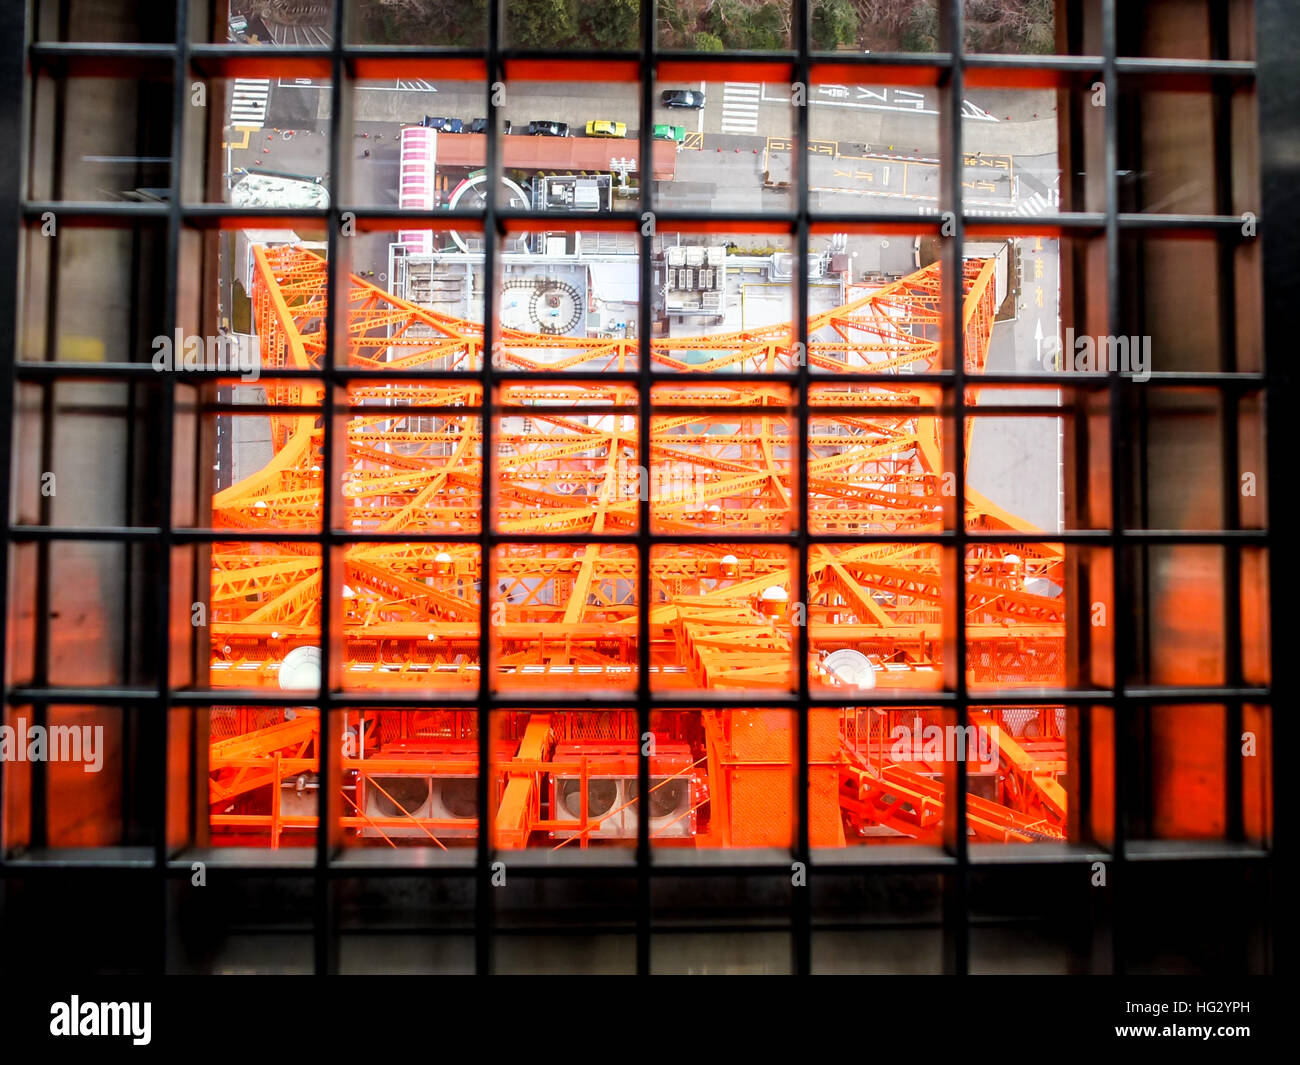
1016,191,1049,216
230,78,271,129
721,82,761,134
915,197,1056,218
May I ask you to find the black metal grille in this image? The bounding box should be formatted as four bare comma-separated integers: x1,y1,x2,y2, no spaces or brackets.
0,0,1284,976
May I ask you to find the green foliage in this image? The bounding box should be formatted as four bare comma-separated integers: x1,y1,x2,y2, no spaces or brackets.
657,0,691,46
705,0,743,42
812,0,858,51
587,0,640,49
505,0,579,49
1022,0,1055,54
1023,23,1054,54
693,30,725,51
499,0,645,50
707,0,785,50
964,0,1055,54
900,4,939,53
744,3,786,49
356,0,489,47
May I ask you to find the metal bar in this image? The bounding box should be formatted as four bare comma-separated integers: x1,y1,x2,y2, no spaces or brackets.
0,0,1279,979
635,0,656,979
1102,0,1124,976
476,0,505,977
311,0,351,977
938,0,969,977
793,0,812,978
1255,0,1292,979
0,0,23,875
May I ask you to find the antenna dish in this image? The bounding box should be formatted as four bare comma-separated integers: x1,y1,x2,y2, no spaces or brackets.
822,648,877,690
279,645,321,691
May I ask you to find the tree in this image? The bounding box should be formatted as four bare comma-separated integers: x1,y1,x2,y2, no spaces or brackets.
505,0,580,50
586,0,641,50
900,3,938,52
354,0,488,46
693,30,726,51
812,0,859,50
657,0,692,48
742,2,787,49
706,0,785,49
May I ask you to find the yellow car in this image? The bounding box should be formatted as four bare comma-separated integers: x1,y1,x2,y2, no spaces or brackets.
585,120,627,138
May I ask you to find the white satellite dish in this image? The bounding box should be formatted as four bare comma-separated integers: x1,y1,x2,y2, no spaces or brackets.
822,648,877,690
279,645,321,691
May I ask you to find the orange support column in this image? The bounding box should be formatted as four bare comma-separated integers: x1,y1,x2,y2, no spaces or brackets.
495,715,552,849
809,712,847,847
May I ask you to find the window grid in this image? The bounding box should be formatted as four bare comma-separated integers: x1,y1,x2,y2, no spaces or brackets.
0,0,1279,976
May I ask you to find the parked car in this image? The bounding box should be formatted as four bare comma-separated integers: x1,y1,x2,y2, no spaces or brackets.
661,89,705,109
585,119,627,138
527,120,570,137
421,116,464,133
468,117,489,134
653,123,686,142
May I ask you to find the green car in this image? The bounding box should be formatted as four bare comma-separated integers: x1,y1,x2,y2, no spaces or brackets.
652,123,686,143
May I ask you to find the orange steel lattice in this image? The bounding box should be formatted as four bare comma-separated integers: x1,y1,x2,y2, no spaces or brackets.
207,245,1067,849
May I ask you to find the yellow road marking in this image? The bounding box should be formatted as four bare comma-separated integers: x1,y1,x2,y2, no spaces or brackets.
963,152,1012,170
223,127,252,150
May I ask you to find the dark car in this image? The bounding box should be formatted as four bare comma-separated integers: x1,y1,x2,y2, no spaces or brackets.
661,89,705,109
468,117,489,134
421,116,464,133
526,120,570,137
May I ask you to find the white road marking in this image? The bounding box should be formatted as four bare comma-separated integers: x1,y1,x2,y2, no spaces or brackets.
275,78,437,92
759,83,999,120
230,78,271,129
721,82,761,134
1016,192,1049,216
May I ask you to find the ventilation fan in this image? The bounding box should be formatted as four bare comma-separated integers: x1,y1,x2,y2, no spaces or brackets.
427,776,480,836
625,775,694,838
362,774,434,837
549,741,696,840
357,740,484,840
554,777,628,837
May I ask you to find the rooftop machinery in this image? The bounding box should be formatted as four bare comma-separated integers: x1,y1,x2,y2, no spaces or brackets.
206,245,1067,850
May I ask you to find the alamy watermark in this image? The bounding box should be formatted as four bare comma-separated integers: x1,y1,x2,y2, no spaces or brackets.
0,720,105,772
1041,327,1151,382
152,329,260,384
50,997,150,1045
889,716,999,771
